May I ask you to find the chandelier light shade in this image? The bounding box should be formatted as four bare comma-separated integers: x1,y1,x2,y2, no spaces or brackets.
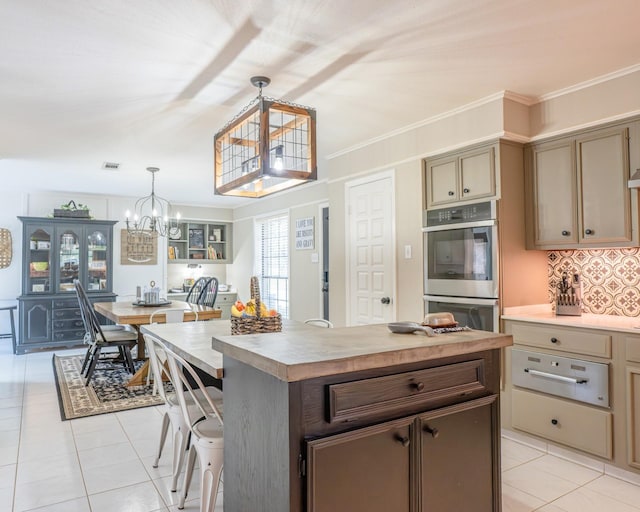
214,76,317,198
125,167,181,238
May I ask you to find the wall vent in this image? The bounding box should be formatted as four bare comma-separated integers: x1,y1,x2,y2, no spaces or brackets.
102,161,121,170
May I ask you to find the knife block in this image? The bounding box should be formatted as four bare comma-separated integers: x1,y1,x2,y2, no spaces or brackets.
556,302,582,316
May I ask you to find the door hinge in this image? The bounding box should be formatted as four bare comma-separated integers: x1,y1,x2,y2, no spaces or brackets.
298,453,306,477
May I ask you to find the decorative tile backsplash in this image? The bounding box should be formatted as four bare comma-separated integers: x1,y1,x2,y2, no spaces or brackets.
548,249,640,316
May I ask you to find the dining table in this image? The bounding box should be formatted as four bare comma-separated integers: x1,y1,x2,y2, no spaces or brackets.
94,300,222,386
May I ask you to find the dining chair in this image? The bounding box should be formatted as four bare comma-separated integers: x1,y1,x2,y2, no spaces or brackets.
185,277,212,304
144,333,223,496
197,277,218,307
304,318,334,328
74,280,138,385
146,307,199,390
165,344,224,512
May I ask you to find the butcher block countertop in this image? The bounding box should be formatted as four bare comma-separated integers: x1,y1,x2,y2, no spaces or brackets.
211,322,512,382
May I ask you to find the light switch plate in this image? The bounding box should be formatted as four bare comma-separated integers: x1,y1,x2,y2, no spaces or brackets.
404,245,412,259
311,253,319,263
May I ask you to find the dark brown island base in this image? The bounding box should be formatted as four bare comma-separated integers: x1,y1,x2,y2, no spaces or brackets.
211,323,512,512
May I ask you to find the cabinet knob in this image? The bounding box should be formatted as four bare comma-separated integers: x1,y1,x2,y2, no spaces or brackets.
424,425,439,438
395,435,411,447
561,230,570,237
585,229,594,235
550,337,558,344
411,381,425,392
463,188,470,194
551,418,559,426
448,191,455,196
380,297,391,305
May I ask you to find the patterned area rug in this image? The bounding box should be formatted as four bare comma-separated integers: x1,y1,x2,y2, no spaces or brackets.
53,354,168,420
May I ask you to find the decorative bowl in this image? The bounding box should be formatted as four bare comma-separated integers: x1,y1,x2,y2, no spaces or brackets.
31,262,48,272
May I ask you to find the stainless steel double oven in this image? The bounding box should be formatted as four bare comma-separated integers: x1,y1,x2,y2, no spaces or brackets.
423,201,499,332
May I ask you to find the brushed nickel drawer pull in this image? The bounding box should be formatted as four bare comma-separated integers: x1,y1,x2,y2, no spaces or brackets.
524,368,587,384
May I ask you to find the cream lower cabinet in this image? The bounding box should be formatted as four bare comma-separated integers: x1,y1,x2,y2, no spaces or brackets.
628,366,640,469
626,336,640,469
503,320,615,463
525,121,637,249
512,388,612,459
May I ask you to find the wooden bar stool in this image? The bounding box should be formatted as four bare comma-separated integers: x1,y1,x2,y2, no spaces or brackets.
0,301,17,354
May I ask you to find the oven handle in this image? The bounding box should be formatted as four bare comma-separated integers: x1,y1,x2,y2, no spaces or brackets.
422,219,496,232
524,368,588,385
424,295,499,306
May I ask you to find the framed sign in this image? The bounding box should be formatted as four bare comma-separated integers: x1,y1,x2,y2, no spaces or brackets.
121,230,158,265
295,217,314,250
189,228,204,248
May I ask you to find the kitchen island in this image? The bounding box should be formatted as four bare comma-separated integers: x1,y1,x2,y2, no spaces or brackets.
211,322,512,512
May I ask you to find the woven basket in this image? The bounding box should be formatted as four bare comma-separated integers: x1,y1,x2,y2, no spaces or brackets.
230,277,282,335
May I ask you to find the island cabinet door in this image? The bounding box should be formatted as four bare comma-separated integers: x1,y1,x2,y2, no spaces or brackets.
306,416,413,512
419,394,499,512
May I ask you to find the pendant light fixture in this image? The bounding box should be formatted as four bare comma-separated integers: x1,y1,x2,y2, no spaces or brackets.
214,76,317,198
125,167,181,238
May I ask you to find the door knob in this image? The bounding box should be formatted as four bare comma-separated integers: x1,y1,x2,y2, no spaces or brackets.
381,297,391,305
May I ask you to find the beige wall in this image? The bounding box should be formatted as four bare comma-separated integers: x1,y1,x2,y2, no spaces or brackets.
530,67,640,139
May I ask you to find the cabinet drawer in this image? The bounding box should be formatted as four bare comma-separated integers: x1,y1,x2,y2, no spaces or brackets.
52,308,83,320
52,329,86,342
53,318,85,331
626,336,640,363
511,323,611,358
512,388,612,459
216,293,237,304
328,360,486,423
53,298,81,309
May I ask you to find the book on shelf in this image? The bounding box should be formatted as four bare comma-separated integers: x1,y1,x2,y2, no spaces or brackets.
168,246,180,260
208,246,217,259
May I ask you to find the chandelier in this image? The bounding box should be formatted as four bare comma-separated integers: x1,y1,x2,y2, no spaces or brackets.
125,167,181,238
214,76,317,198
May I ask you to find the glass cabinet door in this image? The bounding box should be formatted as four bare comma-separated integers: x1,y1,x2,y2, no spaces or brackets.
86,229,109,291
58,229,80,293
27,227,52,294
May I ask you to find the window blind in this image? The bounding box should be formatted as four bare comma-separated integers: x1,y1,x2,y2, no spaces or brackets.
255,213,289,318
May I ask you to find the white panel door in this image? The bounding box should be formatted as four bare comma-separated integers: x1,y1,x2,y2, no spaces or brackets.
347,173,395,326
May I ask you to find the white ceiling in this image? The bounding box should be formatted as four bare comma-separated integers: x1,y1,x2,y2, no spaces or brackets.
1,0,640,206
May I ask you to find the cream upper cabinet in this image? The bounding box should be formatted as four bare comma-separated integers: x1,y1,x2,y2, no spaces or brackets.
425,144,496,208
526,123,635,249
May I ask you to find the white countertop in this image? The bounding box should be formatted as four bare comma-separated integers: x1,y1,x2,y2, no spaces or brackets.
502,304,640,333
167,290,237,296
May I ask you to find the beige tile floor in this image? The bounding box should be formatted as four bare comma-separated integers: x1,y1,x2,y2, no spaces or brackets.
2,341,640,512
